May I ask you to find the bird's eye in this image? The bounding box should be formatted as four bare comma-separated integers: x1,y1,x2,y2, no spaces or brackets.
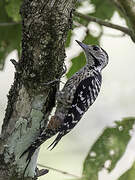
93,46,100,51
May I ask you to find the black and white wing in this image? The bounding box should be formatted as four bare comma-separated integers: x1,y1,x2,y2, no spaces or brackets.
49,71,102,149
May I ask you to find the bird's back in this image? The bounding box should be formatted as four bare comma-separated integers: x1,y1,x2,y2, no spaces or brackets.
59,66,102,135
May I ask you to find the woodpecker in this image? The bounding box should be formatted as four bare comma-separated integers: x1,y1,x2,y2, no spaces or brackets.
20,40,109,175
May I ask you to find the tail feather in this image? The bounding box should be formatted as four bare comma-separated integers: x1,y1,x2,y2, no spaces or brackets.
20,129,58,177
47,133,63,150
22,158,31,178
20,134,48,160
20,146,36,178
20,145,36,160
26,146,37,162
20,146,31,159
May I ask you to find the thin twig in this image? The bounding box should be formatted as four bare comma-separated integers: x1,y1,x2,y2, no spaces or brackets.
74,11,135,42
73,22,125,38
0,22,20,26
103,32,125,37
37,163,80,178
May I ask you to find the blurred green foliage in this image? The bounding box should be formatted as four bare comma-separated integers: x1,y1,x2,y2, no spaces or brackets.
0,0,128,72
68,117,135,180
67,52,86,79
0,0,22,70
83,117,135,179
90,0,115,20
65,30,73,48
5,0,22,22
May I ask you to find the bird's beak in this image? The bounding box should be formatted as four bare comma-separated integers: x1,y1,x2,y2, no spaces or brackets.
76,40,89,50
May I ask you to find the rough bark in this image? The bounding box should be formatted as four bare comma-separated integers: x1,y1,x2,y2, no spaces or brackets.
0,0,76,179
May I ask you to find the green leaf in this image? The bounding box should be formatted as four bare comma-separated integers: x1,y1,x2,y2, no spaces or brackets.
66,33,100,78
0,0,21,70
65,30,73,48
83,117,135,180
73,15,89,27
75,0,85,9
66,52,86,79
90,0,115,20
5,0,22,22
118,161,135,180
83,32,100,45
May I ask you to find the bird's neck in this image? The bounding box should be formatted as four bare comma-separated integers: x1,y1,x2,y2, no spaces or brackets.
87,64,102,73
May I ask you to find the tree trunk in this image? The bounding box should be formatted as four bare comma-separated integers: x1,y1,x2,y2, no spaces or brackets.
0,0,76,179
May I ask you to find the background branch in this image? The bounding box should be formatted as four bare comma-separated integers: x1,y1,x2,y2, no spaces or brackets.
75,11,135,42
0,22,19,26
37,163,80,178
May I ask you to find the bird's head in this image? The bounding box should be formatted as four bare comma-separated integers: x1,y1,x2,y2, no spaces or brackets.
76,40,109,71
